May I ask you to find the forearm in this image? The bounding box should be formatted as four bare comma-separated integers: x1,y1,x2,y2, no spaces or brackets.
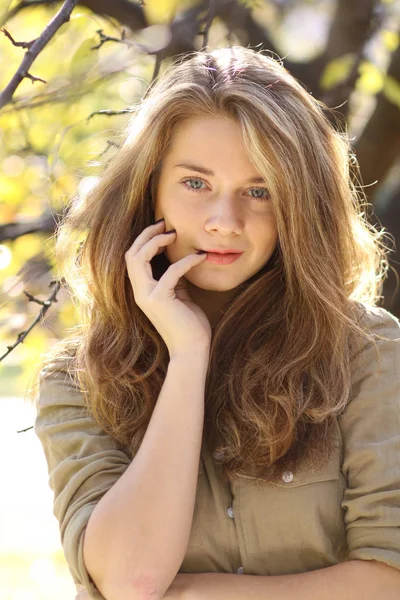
83,349,210,600
187,560,400,600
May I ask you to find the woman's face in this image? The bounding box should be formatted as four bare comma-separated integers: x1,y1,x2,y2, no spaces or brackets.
154,116,278,293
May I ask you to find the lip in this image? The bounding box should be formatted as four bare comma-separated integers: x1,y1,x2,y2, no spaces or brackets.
203,252,243,265
200,249,243,254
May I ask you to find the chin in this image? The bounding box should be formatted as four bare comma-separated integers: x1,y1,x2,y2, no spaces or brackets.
185,272,244,292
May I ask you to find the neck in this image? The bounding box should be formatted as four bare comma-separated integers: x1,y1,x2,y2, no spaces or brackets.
184,280,238,329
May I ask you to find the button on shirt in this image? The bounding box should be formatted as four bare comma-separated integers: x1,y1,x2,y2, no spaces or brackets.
226,506,235,519
282,470,294,483
34,305,400,600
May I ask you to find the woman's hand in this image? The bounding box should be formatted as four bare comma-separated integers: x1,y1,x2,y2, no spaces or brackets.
125,219,211,358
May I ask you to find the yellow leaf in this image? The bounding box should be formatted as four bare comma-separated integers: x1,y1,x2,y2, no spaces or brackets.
13,234,44,261
381,30,399,52
18,196,44,219
383,75,400,110
0,205,17,221
320,54,355,91
58,300,79,328
69,38,98,77
356,60,384,95
143,0,182,23
0,175,24,205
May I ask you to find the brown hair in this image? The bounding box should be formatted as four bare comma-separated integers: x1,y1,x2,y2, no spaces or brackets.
28,46,392,483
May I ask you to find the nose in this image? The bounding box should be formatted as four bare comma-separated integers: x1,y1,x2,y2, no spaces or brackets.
204,193,244,235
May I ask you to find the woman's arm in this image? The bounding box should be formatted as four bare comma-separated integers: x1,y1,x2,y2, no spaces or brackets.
178,560,400,600
83,350,210,600
75,560,400,600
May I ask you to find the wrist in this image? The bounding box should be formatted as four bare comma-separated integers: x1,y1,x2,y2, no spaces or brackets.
168,346,210,365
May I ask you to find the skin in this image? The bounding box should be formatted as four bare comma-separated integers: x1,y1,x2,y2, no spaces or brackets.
154,116,279,329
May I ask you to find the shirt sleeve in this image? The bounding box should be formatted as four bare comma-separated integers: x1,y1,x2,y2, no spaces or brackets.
34,358,132,599
339,305,400,571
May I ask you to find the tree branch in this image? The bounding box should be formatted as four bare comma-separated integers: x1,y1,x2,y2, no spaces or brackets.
0,0,78,109
319,0,383,120
354,41,400,200
286,0,379,103
0,26,35,48
0,278,63,365
0,212,60,243
2,0,147,31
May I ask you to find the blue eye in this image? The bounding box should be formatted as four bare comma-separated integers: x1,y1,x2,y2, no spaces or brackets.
179,177,270,203
248,188,270,201
181,178,205,191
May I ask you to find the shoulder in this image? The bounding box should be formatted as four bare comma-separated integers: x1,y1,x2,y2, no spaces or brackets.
39,342,79,385
350,302,400,371
355,302,400,337
36,351,84,411
344,303,400,417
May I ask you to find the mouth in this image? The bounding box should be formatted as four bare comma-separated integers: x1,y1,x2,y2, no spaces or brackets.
198,250,243,265
198,249,243,255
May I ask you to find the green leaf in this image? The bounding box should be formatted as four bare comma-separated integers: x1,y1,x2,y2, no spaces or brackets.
381,30,399,52
356,60,384,95
320,54,355,91
69,39,98,77
383,75,400,110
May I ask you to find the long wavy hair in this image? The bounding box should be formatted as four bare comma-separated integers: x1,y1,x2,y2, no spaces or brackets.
29,46,392,484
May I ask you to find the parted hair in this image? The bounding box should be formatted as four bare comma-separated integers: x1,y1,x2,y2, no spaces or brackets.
29,45,391,483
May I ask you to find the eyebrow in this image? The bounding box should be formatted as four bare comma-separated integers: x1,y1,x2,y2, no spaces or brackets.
174,162,266,184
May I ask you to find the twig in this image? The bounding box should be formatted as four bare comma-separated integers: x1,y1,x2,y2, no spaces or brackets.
25,72,47,84
86,108,134,122
0,213,58,243
0,278,63,364
91,27,133,50
320,3,384,119
0,27,35,48
0,0,78,109
199,0,216,51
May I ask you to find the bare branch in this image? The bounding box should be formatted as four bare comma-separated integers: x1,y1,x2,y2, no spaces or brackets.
319,0,384,120
1,26,35,48
0,278,63,364
199,0,217,51
91,27,129,50
0,61,130,113
284,0,379,102
0,212,59,242
0,0,78,109
25,72,47,84
86,108,134,121
354,42,400,201
3,0,147,32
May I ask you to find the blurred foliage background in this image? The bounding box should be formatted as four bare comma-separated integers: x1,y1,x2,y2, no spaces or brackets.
0,0,399,598
0,0,400,395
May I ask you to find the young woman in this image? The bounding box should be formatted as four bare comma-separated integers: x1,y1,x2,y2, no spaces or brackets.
31,46,400,600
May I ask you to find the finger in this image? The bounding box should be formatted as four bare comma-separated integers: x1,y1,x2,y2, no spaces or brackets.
152,252,207,298
126,232,177,298
134,231,176,263
127,220,166,258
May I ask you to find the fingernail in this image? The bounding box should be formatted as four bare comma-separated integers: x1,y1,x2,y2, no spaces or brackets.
154,218,165,224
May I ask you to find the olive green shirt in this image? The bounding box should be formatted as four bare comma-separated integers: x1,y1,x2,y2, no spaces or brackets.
34,305,400,599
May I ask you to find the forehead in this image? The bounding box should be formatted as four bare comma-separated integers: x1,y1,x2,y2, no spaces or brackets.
163,116,258,172
170,115,242,145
